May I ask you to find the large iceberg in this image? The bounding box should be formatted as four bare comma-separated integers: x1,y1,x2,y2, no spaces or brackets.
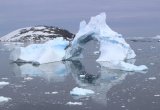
10,37,69,64
65,12,147,71
66,12,135,61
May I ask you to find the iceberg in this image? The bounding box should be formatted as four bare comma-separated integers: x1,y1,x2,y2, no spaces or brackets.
65,12,147,71
10,37,69,64
70,87,95,96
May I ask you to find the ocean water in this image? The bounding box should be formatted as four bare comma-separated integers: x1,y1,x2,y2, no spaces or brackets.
0,0,160,109
0,39,160,110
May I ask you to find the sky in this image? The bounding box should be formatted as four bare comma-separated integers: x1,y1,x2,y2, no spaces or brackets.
0,0,160,37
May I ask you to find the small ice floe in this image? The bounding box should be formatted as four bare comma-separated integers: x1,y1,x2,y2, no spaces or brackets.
121,105,126,108
93,51,100,55
0,96,11,103
150,63,155,66
154,94,160,97
150,46,156,49
79,75,85,78
148,77,156,80
0,81,9,88
44,91,58,95
137,48,142,51
24,77,33,81
70,87,95,96
1,78,9,80
66,101,83,106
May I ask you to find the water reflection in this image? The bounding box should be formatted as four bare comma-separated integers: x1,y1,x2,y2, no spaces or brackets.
12,59,145,105
13,62,68,82
66,60,141,105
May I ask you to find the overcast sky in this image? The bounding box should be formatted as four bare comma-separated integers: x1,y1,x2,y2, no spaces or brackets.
0,0,160,37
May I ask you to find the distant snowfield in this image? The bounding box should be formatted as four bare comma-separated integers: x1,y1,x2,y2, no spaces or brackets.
0,26,74,42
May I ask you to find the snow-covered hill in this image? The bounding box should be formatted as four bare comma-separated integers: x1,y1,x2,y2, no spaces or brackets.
0,26,74,42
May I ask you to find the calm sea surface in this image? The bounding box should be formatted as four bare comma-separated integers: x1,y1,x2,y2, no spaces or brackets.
0,39,160,110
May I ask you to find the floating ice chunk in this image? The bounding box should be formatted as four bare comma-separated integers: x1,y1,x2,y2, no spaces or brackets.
154,94,160,97
24,77,33,81
44,91,58,95
66,101,83,105
0,81,9,88
148,77,156,80
10,37,69,64
70,87,95,96
0,96,11,103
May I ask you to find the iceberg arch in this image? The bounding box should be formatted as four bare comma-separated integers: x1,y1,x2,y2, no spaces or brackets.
65,12,147,71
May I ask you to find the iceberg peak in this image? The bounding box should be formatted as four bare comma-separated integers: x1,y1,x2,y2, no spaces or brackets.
74,12,122,44
68,12,136,62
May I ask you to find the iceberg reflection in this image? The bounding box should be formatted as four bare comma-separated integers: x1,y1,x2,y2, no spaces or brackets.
67,60,146,105
12,59,146,105
13,62,68,82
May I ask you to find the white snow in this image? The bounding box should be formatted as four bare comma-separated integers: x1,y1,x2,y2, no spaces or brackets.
0,28,29,41
0,96,11,103
66,101,83,105
70,87,95,96
0,26,57,42
10,37,69,64
0,81,9,88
